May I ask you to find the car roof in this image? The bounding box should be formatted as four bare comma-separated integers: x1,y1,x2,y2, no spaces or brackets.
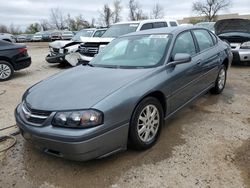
113,19,178,26
124,26,193,36
123,26,206,37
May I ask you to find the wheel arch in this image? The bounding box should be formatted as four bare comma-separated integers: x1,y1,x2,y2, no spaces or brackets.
132,91,167,120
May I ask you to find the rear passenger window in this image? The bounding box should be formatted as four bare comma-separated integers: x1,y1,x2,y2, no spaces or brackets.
153,22,168,28
193,30,214,51
172,31,196,57
170,22,178,27
140,23,153,30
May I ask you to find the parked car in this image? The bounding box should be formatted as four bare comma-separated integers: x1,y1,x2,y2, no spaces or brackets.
195,22,215,33
41,31,52,42
15,26,232,161
26,34,34,42
46,28,107,64
51,31,62,41
66,19,179,66
32,32,43,42
0,40,31,81
0,33,16,43
215,18,250,65
16,35,27,42
61,31,74,40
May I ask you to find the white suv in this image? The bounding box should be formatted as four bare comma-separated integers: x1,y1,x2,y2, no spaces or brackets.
65,19,179,66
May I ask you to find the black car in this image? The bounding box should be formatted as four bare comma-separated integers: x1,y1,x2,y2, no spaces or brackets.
0,40,31,81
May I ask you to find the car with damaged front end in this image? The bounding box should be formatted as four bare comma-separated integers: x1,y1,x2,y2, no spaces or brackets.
45,28,107,65
15,26,232,161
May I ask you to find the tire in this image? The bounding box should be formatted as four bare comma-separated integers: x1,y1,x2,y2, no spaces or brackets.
128,97,163,150
0,61,14,81
210,65,227,94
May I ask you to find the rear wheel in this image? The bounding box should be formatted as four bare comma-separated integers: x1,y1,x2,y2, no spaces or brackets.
0,61,14,81
210,65,227,94
129,97,163,150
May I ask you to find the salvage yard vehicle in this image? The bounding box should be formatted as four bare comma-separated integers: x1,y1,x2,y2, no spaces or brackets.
46,28,107,65
61,31,74,40
67,19,179,66
215,18,250,65
0,40,31,81
0,33,16,43
51,31,62,41
16,35,27,43
15,26,232,161
32,32,43,42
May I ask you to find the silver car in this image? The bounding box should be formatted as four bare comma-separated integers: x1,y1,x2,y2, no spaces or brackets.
15,26,232,161
215,19,250,65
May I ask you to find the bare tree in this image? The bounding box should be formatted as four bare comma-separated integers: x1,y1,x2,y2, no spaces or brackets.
9,24,21,35
0,25,8,33
49,8,65,29
90,18,96,28
40,19,50,31
99,4,114,27
113,0,122,23
67,14,90,31
128,0,148,21
192,0,231,21
151,3,164,19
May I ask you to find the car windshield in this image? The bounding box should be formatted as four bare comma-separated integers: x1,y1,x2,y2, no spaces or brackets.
101,24,139,38
72,30,94,41
90,34,171,68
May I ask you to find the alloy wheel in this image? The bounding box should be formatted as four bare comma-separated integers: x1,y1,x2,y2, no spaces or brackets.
218,68,226,90
0,63,12,80
137,104,160,143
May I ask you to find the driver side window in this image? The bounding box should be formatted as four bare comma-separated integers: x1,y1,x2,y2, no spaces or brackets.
171,31,196,59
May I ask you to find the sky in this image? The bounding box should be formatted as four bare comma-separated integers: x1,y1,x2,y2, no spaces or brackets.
0,0,249,30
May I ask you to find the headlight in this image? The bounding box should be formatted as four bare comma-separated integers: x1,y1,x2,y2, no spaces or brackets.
99,45,107,53
241,41,250,49
52,110,103,128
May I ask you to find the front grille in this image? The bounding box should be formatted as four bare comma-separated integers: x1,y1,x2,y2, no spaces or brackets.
22,102,51,125
79,44,99,57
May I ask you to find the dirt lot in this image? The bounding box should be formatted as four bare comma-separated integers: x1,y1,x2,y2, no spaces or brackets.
0,42,250,188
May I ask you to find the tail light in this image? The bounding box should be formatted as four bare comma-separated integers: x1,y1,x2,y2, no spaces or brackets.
18,48,27,54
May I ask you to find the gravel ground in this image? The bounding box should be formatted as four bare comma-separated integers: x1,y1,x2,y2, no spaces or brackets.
0,42,249,188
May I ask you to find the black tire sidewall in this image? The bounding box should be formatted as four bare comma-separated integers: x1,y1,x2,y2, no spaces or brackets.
129,97,163,150
0,61,14,81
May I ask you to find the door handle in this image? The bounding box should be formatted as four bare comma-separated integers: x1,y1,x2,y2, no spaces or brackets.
196,60,202,66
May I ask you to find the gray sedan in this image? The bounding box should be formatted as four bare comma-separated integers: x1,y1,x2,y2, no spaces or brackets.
15,27,232,161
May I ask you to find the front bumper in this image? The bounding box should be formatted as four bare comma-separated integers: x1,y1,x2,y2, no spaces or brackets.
13,56,31,71
15,104,129,161
232,49,250,64
46,54,66,64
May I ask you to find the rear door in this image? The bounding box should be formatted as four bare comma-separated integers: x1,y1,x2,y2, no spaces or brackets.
192,29,220,91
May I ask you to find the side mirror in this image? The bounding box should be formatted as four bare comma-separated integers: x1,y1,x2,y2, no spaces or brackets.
170,53,192,66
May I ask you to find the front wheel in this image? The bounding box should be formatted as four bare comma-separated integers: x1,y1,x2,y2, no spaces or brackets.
0,61,14,81
128,97,163,150
210,65,227,94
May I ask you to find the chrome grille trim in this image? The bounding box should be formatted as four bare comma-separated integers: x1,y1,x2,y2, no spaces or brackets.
22,104,48,119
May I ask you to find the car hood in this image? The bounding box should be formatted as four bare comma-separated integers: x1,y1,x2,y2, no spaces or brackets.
25,66,151,111
215,19,250,35
49,40,73,48
80,37,114,43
